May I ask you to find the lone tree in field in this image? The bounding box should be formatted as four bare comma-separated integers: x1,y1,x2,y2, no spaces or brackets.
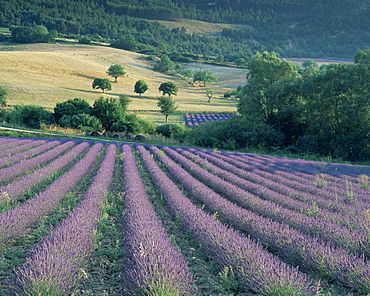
107,64,126,82
92,78,112,93
159,82,178,97
134,80,149,98
157,96,178,123
193,70,218,87
206,89,214,102
154,54,174,72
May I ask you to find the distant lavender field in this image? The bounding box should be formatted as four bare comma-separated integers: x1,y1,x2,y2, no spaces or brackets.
1,136,369,295
185,113,234,128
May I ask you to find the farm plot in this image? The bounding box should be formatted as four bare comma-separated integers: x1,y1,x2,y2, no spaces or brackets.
185,113,233,128
0,136,369,295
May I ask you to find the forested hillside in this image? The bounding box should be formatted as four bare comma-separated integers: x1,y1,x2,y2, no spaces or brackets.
0,0,368,59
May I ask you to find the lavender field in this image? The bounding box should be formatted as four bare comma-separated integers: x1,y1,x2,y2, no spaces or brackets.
0,136,369,295
185,113,233,128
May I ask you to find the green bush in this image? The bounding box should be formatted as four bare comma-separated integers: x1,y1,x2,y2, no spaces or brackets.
185,115,284,150
110,114,157,134
54,98,92,122
59,113,103,132
4,105,54,129
156,123,185,138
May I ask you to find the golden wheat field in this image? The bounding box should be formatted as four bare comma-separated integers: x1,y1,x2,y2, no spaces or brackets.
0,42,242,113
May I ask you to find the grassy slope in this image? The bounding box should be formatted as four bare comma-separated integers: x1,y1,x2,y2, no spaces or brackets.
0,42,239,117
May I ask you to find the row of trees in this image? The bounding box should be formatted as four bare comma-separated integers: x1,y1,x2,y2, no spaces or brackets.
187,49,370,161
3,0,368,60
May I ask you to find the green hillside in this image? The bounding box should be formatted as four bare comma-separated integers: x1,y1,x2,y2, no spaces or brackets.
0,0,368,59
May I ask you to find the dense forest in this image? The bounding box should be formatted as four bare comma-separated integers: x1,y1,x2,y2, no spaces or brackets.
186,49,370,162
0,0,369,59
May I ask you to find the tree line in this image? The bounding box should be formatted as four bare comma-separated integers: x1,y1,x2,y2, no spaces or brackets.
186,49,370,162
1,0,368,59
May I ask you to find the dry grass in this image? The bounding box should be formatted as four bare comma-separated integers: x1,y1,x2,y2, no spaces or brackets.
156,19,253,36
0,42,239,113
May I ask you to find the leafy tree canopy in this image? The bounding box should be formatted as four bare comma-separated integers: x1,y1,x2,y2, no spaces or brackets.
54,98,92,121
10,25,57,43
92,78,112,93
92,95,129,131
159,82,178,97
154,54,175,72
107,64,126,82
134,80,149,97
193,70,218,87
157,96,178,123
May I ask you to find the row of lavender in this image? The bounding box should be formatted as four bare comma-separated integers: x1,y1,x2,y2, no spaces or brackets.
1,136,369,294
0,138,195,295
185,113,233,128
139,143,370,294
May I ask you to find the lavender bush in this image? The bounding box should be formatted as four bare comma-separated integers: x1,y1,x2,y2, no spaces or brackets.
15,142,117,295
121,143,194,295
135,143,316,296
0,141,104,245
0,138,62,168
158,145,369,257
0,139,83,183
0,140,92,203
148,145,370,294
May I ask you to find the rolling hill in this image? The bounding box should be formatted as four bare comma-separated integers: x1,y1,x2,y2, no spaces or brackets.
0,42,240,113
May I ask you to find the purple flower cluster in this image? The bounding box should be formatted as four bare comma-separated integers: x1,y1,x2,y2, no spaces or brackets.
185,113,233,128
121,143,194,295
0,138,62,169
0,139,83,183
0,138,34,155
0,138,47,162
217,150,370,211
0,140,91,203
198,149,368,230
159,146,369,257
15,142,117,295
0,141,104,244
150,145,370,294
136,143,316,296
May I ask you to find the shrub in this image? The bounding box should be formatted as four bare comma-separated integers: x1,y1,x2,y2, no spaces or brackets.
185,115,284,150
54,98,92,122
156,123,185,138
4,105,54,129
59,113,103,132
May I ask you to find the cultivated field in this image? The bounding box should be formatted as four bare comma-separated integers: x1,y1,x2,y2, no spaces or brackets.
0,42,239,114
0,137,369,295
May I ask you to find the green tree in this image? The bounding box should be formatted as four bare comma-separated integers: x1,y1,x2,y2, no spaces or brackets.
179,69,194,82
0,86,7,106
107,64,126,83
159,82,178,97
59,113,103,132
111,34,138,51
206,89,214,102
154,54,174,72
193,70,218,87
302,60,318,68
92,78,112,93
134,80,149,97
235,58,247,66
157,96,178,123
238,51,300,121
92,96,127,130
10,25,57,43
301,61,370,160
54,98,92,121
6,105,54,129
